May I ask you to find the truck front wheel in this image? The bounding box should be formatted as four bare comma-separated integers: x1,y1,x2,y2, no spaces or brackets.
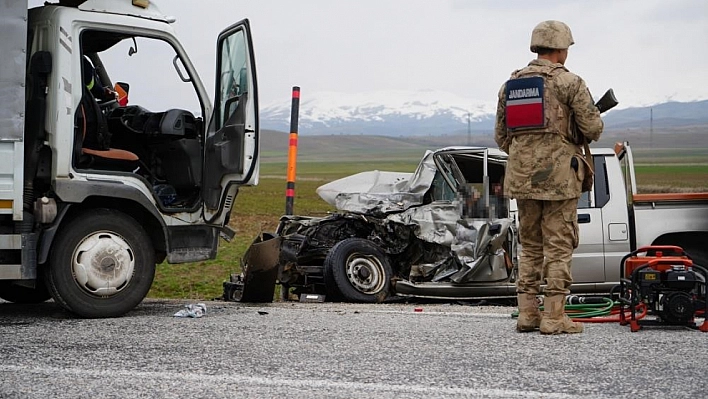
45,209,155,318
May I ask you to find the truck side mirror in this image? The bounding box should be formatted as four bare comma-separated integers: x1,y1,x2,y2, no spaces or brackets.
114,82,129,106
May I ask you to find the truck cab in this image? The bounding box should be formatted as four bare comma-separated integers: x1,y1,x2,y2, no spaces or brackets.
0,0,259,317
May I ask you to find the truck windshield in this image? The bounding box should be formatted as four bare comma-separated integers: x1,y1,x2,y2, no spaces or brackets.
98,35,202,116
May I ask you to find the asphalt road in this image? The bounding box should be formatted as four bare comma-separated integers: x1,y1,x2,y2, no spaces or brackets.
1,298,707,399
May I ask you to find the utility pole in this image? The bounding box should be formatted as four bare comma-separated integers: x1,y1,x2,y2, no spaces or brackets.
649,107,653,164
467,112,471,146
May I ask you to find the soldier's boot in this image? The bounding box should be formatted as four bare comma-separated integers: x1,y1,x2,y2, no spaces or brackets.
516,293,541,332
540,295,583,335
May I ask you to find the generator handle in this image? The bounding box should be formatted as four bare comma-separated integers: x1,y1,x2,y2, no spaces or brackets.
620,245,688,279
634,245,686,257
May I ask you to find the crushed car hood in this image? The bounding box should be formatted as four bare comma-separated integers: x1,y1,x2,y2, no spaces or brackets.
311,147,515,285
316,150,438,214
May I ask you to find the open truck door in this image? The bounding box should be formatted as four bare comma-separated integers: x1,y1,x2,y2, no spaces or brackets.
202,19,259,214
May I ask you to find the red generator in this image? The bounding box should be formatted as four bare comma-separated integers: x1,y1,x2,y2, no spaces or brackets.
619,246,707,332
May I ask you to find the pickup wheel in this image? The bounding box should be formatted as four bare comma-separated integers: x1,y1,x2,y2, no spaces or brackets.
0,278,52,304
44,209,155,318
323,238,392,303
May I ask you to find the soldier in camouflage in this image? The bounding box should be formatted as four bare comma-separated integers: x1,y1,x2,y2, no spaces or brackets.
494,20,603,334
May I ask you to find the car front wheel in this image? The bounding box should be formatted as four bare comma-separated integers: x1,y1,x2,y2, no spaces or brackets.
323,238,392,303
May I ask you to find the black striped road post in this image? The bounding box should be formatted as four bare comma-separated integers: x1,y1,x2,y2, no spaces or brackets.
285,86,300,215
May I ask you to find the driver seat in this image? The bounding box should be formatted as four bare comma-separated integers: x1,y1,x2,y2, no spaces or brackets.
78,101,139,164
76,56,139,171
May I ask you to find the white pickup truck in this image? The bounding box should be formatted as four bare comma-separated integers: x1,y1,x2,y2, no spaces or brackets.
231,142,708,302
570,141,708,294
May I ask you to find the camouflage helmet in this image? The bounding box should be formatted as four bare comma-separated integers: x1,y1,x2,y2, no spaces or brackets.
530,20,574,52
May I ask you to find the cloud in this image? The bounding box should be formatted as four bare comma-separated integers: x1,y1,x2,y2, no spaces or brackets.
26,0,708,108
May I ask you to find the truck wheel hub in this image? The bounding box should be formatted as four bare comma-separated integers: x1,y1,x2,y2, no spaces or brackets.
72,232,135,296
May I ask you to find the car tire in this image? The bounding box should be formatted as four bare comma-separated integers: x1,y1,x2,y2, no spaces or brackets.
44,209,155,318
322,261,344,302
323,238,392,303
0,278,52,304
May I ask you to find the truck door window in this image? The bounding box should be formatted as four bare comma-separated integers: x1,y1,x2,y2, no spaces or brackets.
215,29,248,131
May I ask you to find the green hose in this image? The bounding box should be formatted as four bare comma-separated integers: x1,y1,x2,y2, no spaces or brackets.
511,297,616,319
561,298,616,318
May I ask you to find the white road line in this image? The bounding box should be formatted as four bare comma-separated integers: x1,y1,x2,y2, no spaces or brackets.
1,364,579,398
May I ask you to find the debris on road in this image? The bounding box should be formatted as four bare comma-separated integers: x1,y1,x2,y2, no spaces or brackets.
173,303,207,318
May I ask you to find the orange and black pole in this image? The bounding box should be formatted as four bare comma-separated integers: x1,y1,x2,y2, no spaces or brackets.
285,86,300,215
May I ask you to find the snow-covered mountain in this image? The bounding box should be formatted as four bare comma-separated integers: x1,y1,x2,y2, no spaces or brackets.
260,90,496,136
260,90,708,136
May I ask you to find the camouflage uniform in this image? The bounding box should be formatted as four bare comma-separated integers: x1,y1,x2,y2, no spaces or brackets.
496,21,603,334
496,58,603,297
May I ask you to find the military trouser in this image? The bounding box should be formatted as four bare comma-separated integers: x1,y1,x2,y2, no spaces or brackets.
515,198,579,296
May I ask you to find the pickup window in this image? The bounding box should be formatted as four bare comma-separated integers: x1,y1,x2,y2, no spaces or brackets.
578,155,610,209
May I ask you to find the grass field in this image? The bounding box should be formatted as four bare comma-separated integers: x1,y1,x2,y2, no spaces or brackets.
148,143,708,300
634,164,708,191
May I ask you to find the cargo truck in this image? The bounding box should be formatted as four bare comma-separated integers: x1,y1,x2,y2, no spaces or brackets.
0,0,259,317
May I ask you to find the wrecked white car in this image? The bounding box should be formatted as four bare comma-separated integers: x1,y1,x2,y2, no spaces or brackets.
226,147,521,303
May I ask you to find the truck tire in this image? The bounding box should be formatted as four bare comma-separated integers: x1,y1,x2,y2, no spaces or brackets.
323,238,392,303
44,209,155,318
0,279,52,304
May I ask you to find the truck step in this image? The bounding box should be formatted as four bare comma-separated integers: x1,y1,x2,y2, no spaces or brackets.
0,234,22,249
0,265,23,279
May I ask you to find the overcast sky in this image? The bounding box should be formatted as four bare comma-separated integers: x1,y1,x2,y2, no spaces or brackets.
154,0,707,109
29,0,708,110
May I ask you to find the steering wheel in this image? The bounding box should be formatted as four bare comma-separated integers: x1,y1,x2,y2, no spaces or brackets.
98,98,117,110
